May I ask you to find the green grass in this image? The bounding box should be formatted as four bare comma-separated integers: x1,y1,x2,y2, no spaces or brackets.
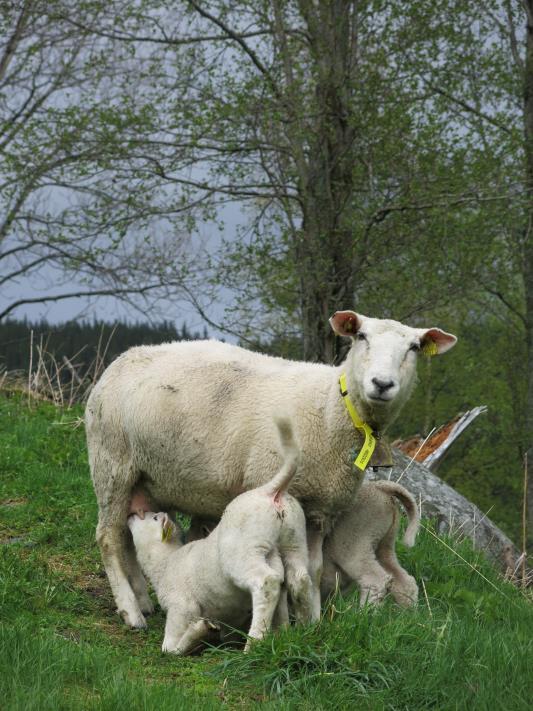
1,392,532,710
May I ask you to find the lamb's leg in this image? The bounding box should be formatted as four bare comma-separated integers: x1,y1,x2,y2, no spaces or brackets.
272,587,289,628
162,607,207,654
283,551,313,624
269,555,289,629
124,532,154,615
341,549,393,607
168,618,210,655
306,523,324,621
244,567,283,652
377,532,418,607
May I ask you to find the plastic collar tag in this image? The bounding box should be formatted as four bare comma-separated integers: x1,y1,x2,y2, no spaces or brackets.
339,373,377,471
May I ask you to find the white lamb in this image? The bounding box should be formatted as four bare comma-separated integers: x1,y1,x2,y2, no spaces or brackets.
128,419,312,654
321,480,420,607
86,310,456,627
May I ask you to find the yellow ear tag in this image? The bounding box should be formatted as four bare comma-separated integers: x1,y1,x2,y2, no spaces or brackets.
161,522,172,543
422,340,438,356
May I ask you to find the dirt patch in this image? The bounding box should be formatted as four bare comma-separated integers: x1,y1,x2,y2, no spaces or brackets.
0,497,28,507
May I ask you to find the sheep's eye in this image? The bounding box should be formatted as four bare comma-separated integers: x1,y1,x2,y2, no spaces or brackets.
154,515,158,521
356,332,367,342
409,342,421,353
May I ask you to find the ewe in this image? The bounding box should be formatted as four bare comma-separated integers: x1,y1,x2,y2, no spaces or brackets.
321,480,420,607
128,419,311,654
86,310,456,627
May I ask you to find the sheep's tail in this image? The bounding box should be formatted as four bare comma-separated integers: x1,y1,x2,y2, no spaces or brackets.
264,417,300,496
374,480,420,547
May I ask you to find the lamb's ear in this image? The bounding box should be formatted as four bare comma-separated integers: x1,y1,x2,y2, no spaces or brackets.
329,310,363,337
161,514,175,543
418,327,457,355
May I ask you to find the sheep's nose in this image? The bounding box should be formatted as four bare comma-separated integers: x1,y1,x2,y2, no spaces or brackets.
372,377,395,393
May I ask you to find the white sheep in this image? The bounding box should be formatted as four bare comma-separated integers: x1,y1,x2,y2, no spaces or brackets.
86,310,456,627
128,419,312,654
321,480,420,607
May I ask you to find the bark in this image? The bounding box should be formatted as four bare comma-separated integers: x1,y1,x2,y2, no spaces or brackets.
523,0,533,551
294,1,359,363
367,450,523,575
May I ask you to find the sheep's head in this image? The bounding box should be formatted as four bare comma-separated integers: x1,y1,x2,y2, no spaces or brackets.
330,310,457,428
128,511,180,548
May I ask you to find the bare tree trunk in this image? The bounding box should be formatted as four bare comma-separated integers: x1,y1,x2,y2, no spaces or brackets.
523,1,533,551
296,1,359,363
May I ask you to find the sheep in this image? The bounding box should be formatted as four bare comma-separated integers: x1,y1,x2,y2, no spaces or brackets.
128,418,312,654
85,310,456,627
321,480,420,607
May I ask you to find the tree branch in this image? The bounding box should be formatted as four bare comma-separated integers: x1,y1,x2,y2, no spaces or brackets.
427,83,514,135
0,0,33,83
187,0,281,100
0,283,173,322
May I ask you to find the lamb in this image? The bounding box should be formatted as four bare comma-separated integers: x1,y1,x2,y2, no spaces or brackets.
321,480,420,607
128,419,312,654
86,310,456,627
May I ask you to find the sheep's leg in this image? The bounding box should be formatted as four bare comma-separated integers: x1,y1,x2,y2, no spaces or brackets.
377,533,418,607
97,519,146,628
244,566,282,652
92,450,145,628
306,523,324,621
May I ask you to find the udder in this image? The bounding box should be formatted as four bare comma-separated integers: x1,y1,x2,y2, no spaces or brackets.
129,486,155,518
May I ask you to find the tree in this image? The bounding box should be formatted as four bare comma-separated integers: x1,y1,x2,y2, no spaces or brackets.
61,1,496,361
0,0,198,322
379,0,532,550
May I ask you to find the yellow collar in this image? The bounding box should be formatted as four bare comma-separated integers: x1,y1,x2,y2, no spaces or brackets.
339,373,377,471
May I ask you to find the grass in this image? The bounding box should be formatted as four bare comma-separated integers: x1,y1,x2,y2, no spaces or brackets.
0,391,532,710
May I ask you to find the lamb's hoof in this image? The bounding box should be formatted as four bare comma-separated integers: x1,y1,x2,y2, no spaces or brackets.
119,608,147,629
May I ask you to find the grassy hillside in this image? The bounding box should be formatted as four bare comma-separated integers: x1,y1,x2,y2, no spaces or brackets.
0,392,531,710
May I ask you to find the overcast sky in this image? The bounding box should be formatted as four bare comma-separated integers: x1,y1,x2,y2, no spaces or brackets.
0,202,247,342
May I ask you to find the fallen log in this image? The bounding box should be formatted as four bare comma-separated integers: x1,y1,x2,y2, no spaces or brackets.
368,450,528,582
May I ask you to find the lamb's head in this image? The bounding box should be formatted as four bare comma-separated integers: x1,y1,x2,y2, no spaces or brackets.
330,310,457,428
127,511,181,552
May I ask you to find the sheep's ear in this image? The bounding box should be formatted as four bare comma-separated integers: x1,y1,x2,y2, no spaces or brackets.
161,514,175,542
329,310,363,337
418,328,457,355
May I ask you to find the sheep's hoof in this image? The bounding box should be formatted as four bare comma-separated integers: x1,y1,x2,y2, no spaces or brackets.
120,608,147,629
139,597,155,616
161,643,184,655
244,638,258,653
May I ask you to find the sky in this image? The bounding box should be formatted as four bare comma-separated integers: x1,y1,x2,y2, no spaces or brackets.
0,202,247,342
